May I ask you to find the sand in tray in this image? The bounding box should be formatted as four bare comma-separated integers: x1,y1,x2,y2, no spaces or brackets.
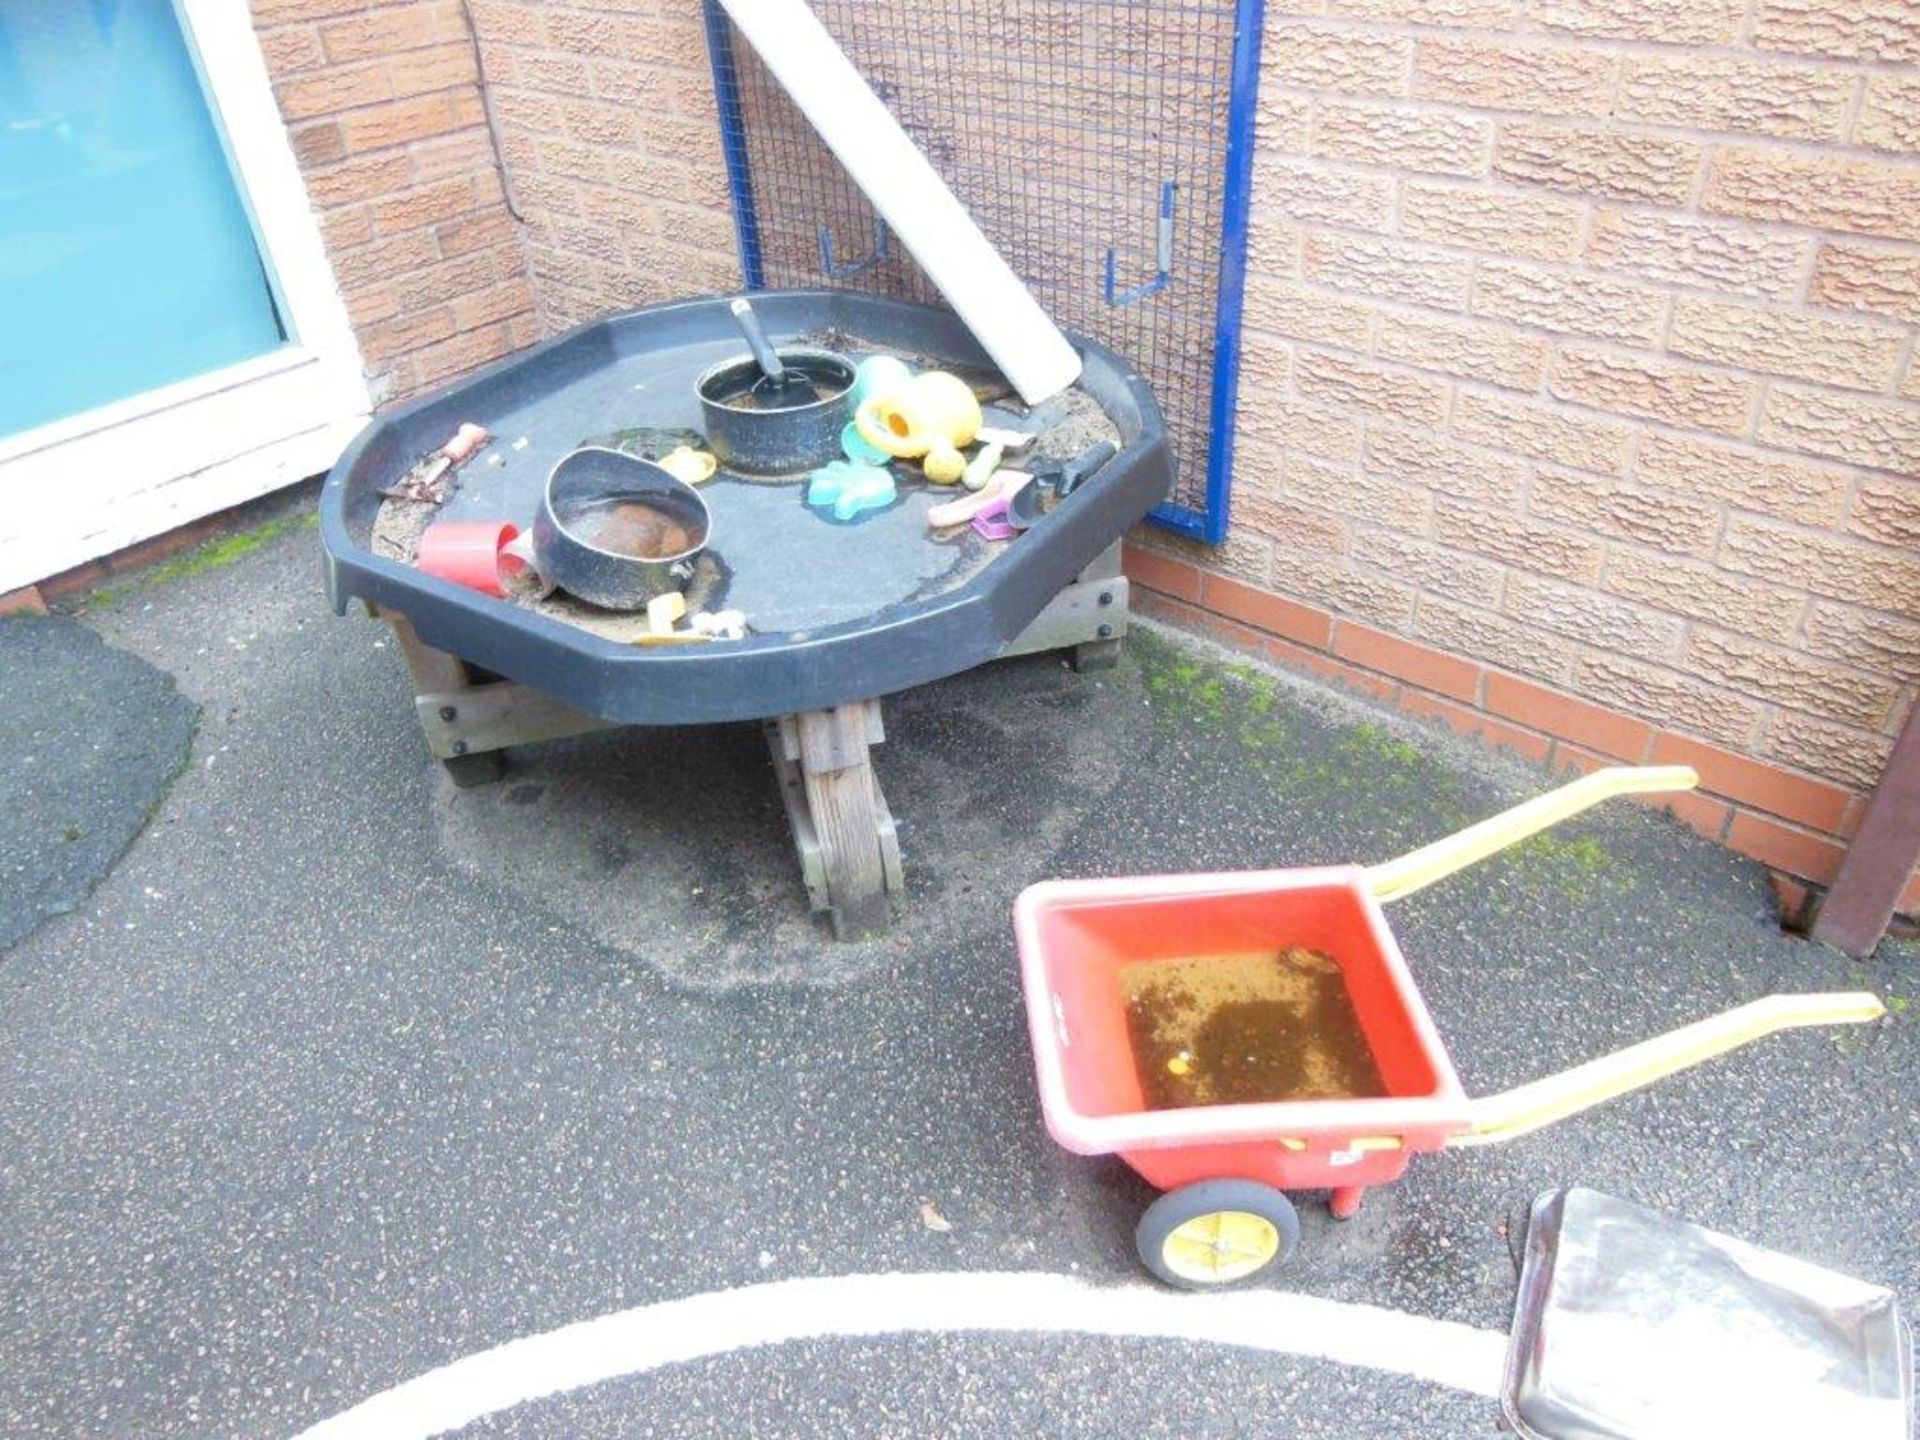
1122,947,1387,1111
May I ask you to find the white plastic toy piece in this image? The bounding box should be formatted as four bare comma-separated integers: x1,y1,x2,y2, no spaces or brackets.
646,591,687,636
691,609,748,640
975,426,1037,451
715,0,1082,406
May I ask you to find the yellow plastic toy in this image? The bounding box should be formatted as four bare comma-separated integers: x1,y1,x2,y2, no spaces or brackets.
646,590,687,636
854,370,983,484
658,445,717,485
923,446,967,485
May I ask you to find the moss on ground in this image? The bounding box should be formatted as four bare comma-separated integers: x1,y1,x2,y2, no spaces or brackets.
1134,628,1475,844
1131,627,1644,901
1498,831,1634,903
1852,945,1916,1021
86,510,317,608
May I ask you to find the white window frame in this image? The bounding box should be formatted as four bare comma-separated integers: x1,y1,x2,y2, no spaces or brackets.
0,0,371,593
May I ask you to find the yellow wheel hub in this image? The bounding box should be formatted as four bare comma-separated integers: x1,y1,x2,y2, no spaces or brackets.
1160,1209,1280,1284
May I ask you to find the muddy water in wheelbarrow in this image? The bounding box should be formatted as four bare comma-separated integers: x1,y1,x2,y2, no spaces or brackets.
1122,948,1388,1110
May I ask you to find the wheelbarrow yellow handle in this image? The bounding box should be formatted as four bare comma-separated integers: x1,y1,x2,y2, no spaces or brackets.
1446,992,1887,1148
1364,765,1699,903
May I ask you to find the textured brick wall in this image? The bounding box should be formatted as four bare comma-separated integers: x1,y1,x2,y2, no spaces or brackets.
250,0,537,401
456,0,741,330
1125,0,1920,904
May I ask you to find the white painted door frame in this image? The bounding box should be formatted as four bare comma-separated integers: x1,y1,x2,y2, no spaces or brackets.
0,0,370,593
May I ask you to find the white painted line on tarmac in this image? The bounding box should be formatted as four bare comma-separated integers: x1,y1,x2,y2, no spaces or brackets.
294,1270,1507,1439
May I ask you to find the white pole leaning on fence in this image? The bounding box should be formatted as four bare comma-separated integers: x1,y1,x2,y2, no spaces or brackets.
714,0,1084,407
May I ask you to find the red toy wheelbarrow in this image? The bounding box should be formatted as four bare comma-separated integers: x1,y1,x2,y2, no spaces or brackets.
1014,765,1885,1289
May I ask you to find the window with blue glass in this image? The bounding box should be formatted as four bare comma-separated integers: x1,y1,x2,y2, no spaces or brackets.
0,0,287,439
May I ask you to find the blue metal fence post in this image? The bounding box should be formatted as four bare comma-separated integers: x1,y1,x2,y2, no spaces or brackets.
1182,0,1267,545
701,0,766,291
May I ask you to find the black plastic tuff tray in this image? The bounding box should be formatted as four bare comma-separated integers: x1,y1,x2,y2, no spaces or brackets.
320,291,1172,725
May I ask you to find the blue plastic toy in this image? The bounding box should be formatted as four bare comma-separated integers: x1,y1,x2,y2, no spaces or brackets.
807,459,896,520
850,354,913,407
841,420,894,466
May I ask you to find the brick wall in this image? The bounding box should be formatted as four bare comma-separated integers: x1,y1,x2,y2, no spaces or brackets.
1126,1,1920,908
457,0,741,330
250,0,537,401
265,0,1917,913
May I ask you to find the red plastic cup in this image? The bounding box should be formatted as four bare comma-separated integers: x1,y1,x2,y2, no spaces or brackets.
417,520,520,597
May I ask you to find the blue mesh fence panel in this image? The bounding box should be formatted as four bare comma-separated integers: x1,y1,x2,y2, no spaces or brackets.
702,0,1265,543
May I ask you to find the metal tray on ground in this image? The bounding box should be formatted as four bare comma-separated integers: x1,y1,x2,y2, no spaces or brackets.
1505,1186,1913,1440
319,290,1172,727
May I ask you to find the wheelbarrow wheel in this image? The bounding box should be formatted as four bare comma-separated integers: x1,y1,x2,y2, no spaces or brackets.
1136,1180,1300,1290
